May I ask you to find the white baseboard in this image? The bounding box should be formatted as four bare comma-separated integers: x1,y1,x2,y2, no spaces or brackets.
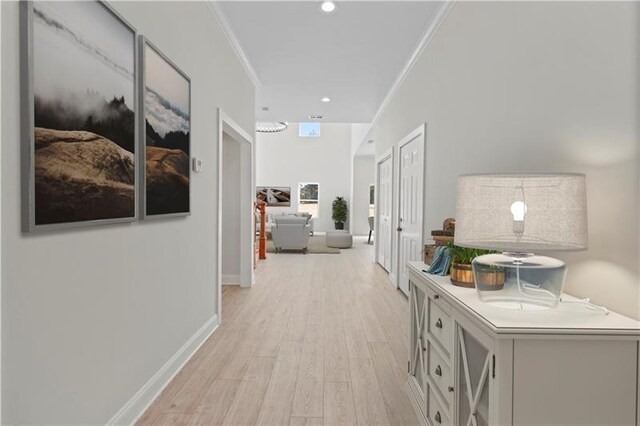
107,315,219,426
389,273,398,288
222,274,241,285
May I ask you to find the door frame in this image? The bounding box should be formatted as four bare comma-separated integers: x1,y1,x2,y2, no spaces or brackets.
217,108,254,322
393,124,427,291
374,147,393,275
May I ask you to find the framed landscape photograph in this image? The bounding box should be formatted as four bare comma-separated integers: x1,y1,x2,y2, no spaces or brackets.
140,37,191,218
256,186,291,207
21,0,138,232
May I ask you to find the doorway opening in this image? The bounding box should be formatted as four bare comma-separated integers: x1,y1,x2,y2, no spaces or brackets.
217,109,254,322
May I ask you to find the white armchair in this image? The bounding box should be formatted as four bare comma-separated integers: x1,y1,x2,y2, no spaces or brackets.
296,212,314,236
271,217,311,253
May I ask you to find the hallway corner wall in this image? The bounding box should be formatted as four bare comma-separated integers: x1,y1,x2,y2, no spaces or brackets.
351,156,375,236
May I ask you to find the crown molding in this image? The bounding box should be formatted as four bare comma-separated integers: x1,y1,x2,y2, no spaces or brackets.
206,1,261,87
364,0,455,144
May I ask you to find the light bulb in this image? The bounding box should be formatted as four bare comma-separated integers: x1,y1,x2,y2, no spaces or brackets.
510,201,527,221
511,200,527,234
320,1,337,13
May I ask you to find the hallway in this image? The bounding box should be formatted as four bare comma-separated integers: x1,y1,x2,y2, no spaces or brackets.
138,238,417,425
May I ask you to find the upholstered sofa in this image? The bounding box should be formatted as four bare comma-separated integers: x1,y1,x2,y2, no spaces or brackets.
271,216,311,253
266,213,314,237
295,212,314,236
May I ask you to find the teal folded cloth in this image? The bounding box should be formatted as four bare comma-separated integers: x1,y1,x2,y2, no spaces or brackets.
426,245,451,276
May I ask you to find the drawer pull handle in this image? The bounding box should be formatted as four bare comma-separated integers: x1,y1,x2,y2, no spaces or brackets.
435,365,442,376
448,386,454,393
435,411,442,423
435,318,443,329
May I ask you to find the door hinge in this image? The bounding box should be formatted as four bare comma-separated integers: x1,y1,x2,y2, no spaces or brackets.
492,355,496,379
408,360,410,373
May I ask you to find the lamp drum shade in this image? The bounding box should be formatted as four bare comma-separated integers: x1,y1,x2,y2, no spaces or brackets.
454,174,587,252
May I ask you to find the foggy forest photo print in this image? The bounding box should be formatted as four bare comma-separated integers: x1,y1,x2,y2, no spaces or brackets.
143,40,191,217
29,1,137,228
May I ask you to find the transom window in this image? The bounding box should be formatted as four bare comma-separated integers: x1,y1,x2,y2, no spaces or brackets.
299,122,321,137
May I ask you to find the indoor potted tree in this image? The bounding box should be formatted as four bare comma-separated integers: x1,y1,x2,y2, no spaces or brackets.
332,196,348,230
447,242,504,290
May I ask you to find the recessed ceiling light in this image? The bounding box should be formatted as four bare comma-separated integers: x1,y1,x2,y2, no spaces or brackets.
261,106,270,111
320,1,336,13
321,97,331,103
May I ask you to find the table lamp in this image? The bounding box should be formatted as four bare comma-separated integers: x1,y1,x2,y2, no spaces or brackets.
454,173,588,311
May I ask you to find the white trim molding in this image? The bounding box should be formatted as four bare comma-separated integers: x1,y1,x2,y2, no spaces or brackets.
389,272,398,289
206,1,261,87
107,315,219,426
222,274,242,285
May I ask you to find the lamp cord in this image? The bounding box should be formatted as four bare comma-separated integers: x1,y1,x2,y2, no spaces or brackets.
515,265,609,315
559,298,610,315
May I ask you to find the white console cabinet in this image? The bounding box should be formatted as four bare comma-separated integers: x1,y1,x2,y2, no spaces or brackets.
406,262,640,426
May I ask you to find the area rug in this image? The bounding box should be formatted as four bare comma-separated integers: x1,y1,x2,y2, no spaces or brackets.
266,235,340,254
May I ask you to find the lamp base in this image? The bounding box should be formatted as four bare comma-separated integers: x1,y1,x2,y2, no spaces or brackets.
472,253,568,310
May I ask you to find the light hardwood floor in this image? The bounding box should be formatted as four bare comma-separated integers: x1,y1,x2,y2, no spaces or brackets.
137,237,417,426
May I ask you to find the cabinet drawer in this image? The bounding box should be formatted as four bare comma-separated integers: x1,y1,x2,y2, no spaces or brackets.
429,299,453,356
428,343,453,407
428,388,451,426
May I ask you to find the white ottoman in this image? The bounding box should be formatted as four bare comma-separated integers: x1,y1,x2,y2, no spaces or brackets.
326,231,353,249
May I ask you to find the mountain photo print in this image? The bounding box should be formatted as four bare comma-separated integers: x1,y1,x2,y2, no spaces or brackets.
142,39,191,217
25,1,137,230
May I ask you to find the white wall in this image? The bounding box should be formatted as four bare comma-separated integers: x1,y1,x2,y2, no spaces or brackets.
256,123,352,232
350,123,372,158
374,1,640,319
222,134,241,283
1,1,255,424
351,156,375,236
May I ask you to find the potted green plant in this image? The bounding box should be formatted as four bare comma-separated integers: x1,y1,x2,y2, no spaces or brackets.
332,196,348,230
447,242,504,290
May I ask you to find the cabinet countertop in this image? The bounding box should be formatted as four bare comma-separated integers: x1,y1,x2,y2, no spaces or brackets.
408,262,640,337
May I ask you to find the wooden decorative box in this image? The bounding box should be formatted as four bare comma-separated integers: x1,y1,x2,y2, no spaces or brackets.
424,244,436,265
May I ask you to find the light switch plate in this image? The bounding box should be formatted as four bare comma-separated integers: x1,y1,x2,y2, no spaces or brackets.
192,157,203,173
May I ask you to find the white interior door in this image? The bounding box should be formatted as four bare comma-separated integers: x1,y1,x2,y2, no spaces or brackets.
397,133,424,296
377,156,392,271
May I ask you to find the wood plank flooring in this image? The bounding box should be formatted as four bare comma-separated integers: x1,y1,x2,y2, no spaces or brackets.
137,237,416,426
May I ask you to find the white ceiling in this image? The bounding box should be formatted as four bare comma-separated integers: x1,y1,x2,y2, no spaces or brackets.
217,1,445,123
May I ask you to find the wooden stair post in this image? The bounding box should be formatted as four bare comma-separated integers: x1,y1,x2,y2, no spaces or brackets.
255,201,267,263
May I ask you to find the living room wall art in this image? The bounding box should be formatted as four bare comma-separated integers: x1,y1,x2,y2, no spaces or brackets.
21,0,138,232
140,37,191,218
256,187,291,207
